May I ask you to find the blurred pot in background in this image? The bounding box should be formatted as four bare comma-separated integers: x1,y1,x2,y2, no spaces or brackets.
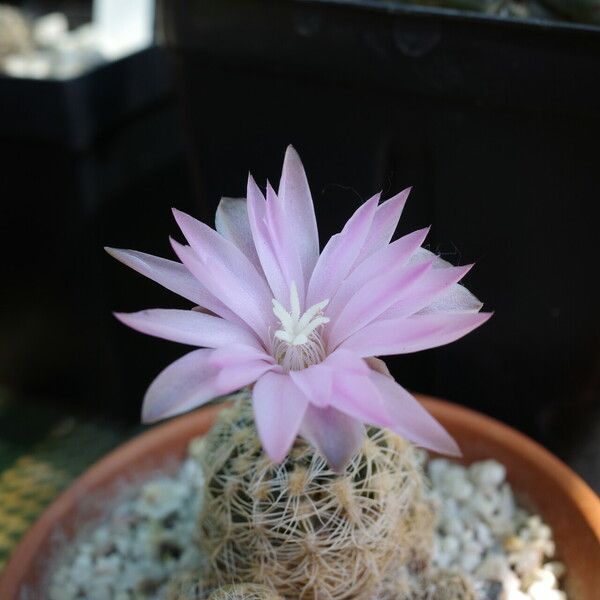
0,1,187,419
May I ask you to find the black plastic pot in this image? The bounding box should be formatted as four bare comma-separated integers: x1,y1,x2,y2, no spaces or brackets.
159,0,600,455
0,47,195,418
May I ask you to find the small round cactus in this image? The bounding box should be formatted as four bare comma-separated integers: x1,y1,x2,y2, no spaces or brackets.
208,584,283,600
196,396,431,599
424,569,477,600
377,567,476,600
164,570,216,600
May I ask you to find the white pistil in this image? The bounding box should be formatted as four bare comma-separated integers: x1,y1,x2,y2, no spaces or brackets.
272,282,329,371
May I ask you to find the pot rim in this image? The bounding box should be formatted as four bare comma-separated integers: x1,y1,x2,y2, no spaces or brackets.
0,396,598,596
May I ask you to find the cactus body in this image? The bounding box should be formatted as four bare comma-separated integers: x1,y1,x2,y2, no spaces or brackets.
208,583,283,600
196,397,431,599
378,567,476,600
164,570,216,600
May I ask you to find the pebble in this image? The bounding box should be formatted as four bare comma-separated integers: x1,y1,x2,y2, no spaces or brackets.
48,447,567,600
427,458,567,600
0,7,128,80
48,445,205,600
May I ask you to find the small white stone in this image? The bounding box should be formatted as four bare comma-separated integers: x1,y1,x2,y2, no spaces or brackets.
528,581,567,600
3,51,51,79
469,460,506,488
33,12,69,47
544,561,566,579
427,458,450,486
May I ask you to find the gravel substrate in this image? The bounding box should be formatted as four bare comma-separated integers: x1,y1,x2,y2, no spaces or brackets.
47,440,566,600
423,456,566,600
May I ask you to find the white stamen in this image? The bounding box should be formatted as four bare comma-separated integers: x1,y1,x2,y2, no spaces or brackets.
272,282,329,371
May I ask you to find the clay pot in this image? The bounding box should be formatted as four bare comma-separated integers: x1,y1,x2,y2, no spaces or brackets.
1,397,599,599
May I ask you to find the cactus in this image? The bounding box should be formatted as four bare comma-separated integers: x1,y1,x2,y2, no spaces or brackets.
207,584,283,600
417,569,477,600
164,569,217,600
377,566,476,600
165,573,282,600
195,396,431,599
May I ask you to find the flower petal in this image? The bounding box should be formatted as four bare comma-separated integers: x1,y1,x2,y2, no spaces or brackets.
327,259,434,349
300,405,365,472
307,194,380,306
246,175,289,303
289,364,333,408
365,356,392,377
329,369,393,429
105,247,237,321
215,197,261,270
418,283,484,314
215,360,277,394
378,264,475,321
142,349,220,422
326,227,430,323
171,238,272,346
409,247,484,313
252,372,309,463
356,188,411,262
278,145,320,281
114,309,261,348
264,181,306,301
371,371,460,456
209,343,278,391
340,312,493,357
209,343,275,368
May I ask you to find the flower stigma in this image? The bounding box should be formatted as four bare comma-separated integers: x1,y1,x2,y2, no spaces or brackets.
272,282,329,371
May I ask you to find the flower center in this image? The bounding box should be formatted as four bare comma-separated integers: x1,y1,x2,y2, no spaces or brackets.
272,282,329,371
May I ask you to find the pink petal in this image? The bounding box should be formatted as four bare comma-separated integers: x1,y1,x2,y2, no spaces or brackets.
208,343,278,392
215,360,277,394
322,350,388,427
378,264,475,320
356,188,411,263
371,371,460,456
418,283,484,314
409,247,484,314
329,368,393,429
252,372,309,463
113,309,261,348
300,405,365,472
264,181,306,301
209,343,275,368
246,175,289,303
327,259,434,349
173,209,272,303
142,349,220,422
215,197,261,271
307,194,380,306
278,146,320,282
289,348,367,409
364,356,392,377
326,227,430,323
171,238,272,347
105,247,238,322
323,347,370,374
340,312,493,357
289,364,333,408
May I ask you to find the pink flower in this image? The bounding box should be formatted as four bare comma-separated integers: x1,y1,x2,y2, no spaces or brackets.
107,147,491,471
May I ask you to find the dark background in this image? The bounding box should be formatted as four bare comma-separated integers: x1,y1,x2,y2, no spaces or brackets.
1,1,599,485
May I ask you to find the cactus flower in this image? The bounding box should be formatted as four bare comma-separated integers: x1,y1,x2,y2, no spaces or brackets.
107,147,491,470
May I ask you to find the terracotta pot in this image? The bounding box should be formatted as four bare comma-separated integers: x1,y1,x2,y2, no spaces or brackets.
1,397,599,599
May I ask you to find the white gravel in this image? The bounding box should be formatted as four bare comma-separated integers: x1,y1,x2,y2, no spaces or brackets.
424,457,566,600
47,442,567,600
